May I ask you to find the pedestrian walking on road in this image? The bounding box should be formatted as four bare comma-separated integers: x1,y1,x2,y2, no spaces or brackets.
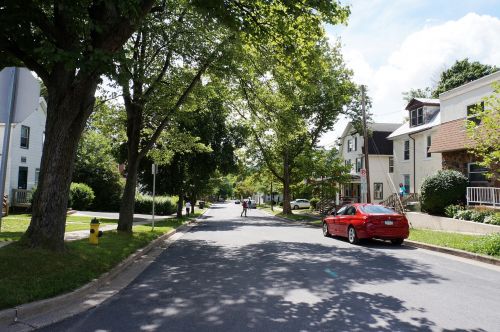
185,201,191,216
241,200,248,217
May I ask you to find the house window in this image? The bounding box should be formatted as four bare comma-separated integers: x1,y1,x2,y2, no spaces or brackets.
403,174,411,194
374,183,383,200
355,157,363,172
467,102,484,124
468,163,488,183
35,168,40,186
21,156,27,163
389,157,394,173
426,136,432,158
354,136,357,151
404,140,410,160
410,107,424,127
18,166,28,190
21,126,30,149
347,139,353,152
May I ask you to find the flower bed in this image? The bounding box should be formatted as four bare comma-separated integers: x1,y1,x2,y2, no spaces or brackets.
444,205,500,225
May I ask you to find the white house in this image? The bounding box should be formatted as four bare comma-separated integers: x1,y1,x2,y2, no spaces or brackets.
0,68,47,204
429,70,500,187
387,98,443,195
339,122,401,203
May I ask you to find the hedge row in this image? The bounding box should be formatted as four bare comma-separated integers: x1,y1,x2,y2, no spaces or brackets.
444,205,500,225
134,195,177,215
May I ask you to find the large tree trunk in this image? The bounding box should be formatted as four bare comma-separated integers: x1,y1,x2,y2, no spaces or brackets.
118,102,143,232
21,74,98,251
177,194,184,218
282,154,292,215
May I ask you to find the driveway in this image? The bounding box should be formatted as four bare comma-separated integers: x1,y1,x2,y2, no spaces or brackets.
42,202,500,331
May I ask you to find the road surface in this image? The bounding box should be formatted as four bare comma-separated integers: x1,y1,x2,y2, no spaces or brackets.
42,202,500,332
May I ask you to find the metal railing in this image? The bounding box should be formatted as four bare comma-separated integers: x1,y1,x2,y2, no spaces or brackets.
12,189,33,207
467,187,500,207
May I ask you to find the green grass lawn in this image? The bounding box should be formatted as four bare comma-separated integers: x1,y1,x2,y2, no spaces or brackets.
409,228,500,258
0,214,117,242
0,214,198,309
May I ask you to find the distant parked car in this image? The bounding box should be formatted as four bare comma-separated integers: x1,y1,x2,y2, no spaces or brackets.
322,204,409,245
235,199,240,204
290,199,310,210
248,200,257,209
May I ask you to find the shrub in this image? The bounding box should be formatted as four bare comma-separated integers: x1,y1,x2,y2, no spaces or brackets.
69,183,95,210
454,209,474,221
420,170,468,215
444,204,464,218
310,198,320,209
484,213,500,225
134,195,176,215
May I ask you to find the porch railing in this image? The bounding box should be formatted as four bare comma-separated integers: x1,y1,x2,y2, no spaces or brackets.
12,189,33,207
467,187,500,207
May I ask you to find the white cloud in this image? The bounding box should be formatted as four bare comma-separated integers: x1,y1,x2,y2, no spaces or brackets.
321,13,500,147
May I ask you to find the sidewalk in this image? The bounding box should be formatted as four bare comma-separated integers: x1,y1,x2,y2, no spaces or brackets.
64,213,176,241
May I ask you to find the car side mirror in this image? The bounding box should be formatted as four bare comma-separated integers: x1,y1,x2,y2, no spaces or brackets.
331,210,337,216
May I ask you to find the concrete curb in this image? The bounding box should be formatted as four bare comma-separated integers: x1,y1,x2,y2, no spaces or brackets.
0,209,209,331
403,240,500,266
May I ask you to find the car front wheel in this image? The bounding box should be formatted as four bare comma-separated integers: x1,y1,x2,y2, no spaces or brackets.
348,226,359,245
323,222,330,237
293,205,299,210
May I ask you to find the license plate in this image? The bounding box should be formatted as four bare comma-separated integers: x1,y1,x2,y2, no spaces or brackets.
384,220,394,226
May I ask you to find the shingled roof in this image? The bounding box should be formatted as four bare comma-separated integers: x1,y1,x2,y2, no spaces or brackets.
428,118,476,153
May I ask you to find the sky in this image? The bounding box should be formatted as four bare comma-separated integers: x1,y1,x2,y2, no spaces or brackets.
319,0,500,147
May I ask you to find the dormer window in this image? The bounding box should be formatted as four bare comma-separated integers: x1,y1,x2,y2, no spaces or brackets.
410,107,424,127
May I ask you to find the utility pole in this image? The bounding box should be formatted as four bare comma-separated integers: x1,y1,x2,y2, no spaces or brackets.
361,85,371,203
270,176,273,211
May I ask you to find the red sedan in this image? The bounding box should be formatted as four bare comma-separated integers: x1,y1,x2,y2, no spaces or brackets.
322,204,409,245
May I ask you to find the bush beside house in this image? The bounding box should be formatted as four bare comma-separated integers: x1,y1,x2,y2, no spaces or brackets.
420,170,468,215
69,183,95,210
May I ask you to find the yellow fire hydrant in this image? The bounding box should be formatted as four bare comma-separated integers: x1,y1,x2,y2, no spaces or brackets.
89,218,103,244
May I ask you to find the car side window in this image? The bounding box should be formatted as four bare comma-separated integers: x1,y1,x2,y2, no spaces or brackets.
336,206,347,215
346,207,356,215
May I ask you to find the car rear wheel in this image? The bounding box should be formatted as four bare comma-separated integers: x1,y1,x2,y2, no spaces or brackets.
391,238,404,245
348,226,359,245
322,222,330,237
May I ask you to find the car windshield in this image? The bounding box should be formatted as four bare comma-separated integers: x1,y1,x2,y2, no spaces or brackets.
360,205,396,214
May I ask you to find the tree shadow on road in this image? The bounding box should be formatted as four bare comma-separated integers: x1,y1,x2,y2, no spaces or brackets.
53,235,493,332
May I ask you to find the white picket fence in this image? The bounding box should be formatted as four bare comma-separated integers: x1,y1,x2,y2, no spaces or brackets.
466,187,500,207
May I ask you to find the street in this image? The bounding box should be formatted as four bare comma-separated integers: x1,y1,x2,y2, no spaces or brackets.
42,202,500,332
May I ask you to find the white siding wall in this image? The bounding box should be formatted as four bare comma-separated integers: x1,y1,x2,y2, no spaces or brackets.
391,128,442,193
341,132,395,202
0,102,45,202
368,155,394,203
440,84,495,123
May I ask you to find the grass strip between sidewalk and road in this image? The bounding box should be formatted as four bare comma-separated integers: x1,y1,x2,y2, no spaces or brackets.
0,211,204,310
408,228,500,258
0,214,118,242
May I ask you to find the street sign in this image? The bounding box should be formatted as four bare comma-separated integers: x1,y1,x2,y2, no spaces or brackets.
151,163,158,175
360,168,366,177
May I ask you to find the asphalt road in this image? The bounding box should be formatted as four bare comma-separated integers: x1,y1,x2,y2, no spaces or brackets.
42,202,500,332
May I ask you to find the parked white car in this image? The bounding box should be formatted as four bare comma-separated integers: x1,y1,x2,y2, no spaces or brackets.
290,199,310,210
